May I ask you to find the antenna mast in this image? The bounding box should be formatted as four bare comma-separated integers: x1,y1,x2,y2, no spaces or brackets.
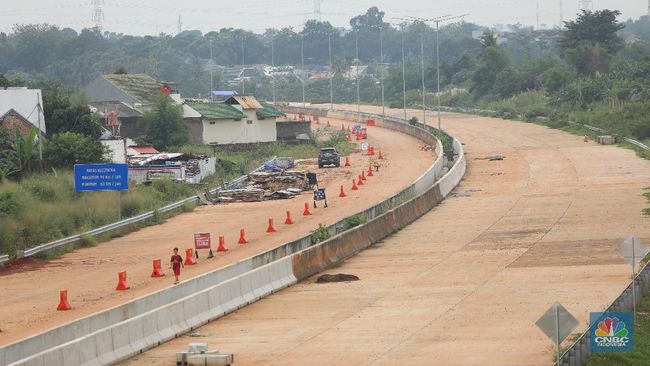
91,0,104,32
177,14,183,34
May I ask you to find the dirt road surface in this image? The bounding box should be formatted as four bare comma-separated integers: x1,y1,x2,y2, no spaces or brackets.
125,106,650,366
0,116,434,346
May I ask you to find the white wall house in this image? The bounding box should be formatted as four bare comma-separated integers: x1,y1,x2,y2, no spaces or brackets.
186,96,284,145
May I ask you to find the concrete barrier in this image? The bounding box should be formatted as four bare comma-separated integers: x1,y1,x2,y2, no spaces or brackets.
10,257,297,366
2,108,461,366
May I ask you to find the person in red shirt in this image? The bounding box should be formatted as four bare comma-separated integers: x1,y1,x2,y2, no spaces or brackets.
170,247,184,284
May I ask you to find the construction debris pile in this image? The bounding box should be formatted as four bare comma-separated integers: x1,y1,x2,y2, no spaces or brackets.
203,158,312,204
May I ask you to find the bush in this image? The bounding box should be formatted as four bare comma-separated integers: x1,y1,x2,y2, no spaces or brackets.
311,224,331,244
0,189,23,217
344,214,366,230
45,132,109,168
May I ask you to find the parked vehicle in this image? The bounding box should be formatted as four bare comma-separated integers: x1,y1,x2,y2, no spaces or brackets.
318,147,340,168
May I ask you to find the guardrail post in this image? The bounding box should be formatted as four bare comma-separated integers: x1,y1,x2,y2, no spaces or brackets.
16,249,25,259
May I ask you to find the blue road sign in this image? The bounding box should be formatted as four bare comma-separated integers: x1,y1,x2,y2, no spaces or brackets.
74,163,129,192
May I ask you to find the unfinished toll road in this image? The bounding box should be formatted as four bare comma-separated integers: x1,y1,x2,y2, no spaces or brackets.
126,106,650,366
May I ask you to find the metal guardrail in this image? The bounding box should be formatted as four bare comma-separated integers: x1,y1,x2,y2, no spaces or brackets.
0,158,276,265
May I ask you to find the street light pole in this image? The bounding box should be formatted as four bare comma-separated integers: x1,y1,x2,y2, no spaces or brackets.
401,31,407,120
271,35,276,104
301,34,306,107
380,26,385,119
241,36,245,94
355,30,360,115
435,20,441,131
420,30,426,125
329,32,334,110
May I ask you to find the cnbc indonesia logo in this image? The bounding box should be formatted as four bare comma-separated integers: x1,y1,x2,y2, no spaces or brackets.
590,312,634,352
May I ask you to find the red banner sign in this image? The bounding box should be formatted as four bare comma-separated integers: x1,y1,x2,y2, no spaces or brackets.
193,232,211,249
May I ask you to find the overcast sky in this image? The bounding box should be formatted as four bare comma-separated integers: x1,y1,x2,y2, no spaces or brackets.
0,0,647,35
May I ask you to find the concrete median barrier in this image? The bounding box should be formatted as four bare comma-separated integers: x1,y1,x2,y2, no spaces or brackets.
2,108,463,366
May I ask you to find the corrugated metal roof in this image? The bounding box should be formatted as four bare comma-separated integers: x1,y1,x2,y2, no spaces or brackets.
227,95,263,110
0,89,46,134
102,74,162,105
129,145,159,154
187,102,247,120
90,101,143,118
256,101,284,119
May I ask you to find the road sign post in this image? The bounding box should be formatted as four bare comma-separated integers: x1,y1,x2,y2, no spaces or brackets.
74,163,129,220
536,302,579,365
618,234,650,322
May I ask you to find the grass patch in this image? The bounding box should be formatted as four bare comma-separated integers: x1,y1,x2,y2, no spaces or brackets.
0,132,350,258
585,294,650,366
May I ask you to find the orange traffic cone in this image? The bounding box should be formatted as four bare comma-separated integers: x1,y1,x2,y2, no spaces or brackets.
367,146,375,156
357,175,364,186
151,259,165,277
361,170,367,181
285,211,294,225
266,218,277,232
345,157,351,166
184,248,197,265
217,235,229,251
57,290,72,311
303,202,312,216
378,151,384,159
367,166,374,177
238,229,248,244
116,271,130,291
339,185,347,197
351,179,359,190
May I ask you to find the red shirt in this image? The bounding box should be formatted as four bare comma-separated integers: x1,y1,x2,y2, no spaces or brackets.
171,254,183,267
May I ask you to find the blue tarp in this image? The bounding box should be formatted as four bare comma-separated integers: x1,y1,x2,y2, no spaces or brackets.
210,90,237,97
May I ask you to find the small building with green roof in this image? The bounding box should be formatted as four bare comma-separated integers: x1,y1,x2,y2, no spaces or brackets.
185,95,284,145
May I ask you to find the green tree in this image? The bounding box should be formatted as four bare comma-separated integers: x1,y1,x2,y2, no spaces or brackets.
559,10,624,55
44,132,108,167
144,93,187,150
471,46,509,98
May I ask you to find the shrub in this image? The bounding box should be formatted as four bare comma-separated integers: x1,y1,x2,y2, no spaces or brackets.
311,224,331,244
344,214,366,230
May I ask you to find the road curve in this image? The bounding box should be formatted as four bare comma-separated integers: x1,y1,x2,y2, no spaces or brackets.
125,107,650,366
0,116,434,347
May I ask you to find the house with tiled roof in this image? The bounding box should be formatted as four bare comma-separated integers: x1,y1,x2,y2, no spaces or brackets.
186,96,284,145
0,88,46,137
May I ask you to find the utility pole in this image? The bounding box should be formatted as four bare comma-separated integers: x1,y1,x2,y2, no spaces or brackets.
177,14,183,35
241,36,245,94
355,31,360,115
36,93,44,173
271,36,276,104
329,32,334,110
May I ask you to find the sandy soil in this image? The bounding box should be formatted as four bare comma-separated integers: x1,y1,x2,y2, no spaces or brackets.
125,106,650,366
0,116,435,346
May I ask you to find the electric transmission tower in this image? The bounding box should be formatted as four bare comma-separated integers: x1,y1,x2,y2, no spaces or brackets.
314,0,322,21
91,0,104,31
578,0,593,12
